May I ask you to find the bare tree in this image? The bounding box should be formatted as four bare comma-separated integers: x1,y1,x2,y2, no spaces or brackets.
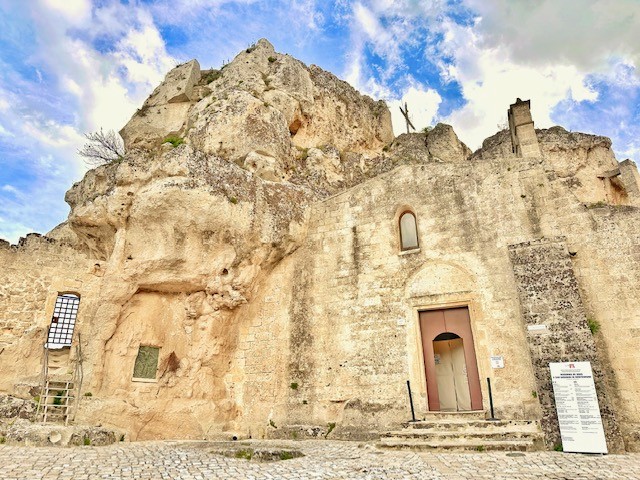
78,128,125,166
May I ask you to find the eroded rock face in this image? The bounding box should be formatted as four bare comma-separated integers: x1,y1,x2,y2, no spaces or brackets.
425,123,472,162
7,38,636,445
120,39,394,184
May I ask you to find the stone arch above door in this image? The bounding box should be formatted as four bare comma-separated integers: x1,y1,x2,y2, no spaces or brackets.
405,260,476,299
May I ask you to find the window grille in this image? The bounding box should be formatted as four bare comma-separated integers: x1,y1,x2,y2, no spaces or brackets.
46,293,80,348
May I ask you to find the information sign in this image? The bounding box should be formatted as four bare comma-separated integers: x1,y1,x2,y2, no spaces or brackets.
490,356,504,368
549,362,607,454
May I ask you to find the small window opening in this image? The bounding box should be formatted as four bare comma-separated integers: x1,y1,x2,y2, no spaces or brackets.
46,293,80,349
399,212,419,250
133,346,160,380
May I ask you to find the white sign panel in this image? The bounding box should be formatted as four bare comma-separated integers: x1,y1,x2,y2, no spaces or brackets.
549,362,607,454
490,356,504,368
527,324,548,332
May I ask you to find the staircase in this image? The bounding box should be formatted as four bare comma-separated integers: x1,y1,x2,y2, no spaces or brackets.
379,411,544,452
36,342,83,425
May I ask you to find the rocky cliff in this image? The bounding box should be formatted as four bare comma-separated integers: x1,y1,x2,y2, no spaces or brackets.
4,38,639,444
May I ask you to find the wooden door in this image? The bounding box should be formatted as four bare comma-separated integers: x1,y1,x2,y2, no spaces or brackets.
419,308,482,411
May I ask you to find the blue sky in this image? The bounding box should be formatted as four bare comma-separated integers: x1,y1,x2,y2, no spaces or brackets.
1,0,639,242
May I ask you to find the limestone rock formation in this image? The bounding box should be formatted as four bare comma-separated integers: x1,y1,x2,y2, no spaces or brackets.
425,123,471,162
120,39,393,185
2,38,640,452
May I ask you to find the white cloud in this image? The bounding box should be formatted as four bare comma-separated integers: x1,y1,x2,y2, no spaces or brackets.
40,0,91,25
1,185,20,195
465,0,640,73
389,87,442,135
21,118,85,149
28,2,175,136
0,123,12,137
436,20,602,149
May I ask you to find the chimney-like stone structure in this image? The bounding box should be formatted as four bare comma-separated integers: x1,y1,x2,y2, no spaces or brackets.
508,98,541,157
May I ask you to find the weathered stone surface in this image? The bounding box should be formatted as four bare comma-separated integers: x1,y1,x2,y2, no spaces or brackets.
1,40,639,454
508,238,623,452
1,419,119,447
425,123,471,162
0,395,36,421
120,39,393,186
120,60,201,150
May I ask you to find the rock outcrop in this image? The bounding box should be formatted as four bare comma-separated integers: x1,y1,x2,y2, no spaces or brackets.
120,39,393,186
2,38,639,450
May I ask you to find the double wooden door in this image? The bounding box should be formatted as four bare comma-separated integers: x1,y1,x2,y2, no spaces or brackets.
419,308,483,411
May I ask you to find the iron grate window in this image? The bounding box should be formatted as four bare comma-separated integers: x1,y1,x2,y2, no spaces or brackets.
46,293,80,348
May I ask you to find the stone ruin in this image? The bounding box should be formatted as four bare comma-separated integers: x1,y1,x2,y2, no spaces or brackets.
1,39,639,452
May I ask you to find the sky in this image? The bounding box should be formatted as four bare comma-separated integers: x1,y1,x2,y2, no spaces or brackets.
0,0,639,242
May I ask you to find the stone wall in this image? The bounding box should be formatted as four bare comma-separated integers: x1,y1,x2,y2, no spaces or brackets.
508,238,623,451
0,235,98,395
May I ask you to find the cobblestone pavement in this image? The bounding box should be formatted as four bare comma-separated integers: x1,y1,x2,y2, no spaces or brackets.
0,440,638,479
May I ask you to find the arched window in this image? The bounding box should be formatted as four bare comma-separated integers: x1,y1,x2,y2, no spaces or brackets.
399,211,419,250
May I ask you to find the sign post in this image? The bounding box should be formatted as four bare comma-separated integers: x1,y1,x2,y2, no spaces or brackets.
549,362,607,454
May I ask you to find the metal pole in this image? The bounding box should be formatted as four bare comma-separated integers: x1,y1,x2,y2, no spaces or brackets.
487,377,499,421
406,380,416,422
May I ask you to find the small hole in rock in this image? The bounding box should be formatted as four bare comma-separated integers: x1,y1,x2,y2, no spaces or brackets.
222,268,229,275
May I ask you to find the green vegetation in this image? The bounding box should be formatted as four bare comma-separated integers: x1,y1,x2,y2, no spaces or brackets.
163,136,184,148
53,390,65,406
235,448,253,460
553,443,563,452
531,391,538,399
290,382,299,390
475,445,485,452
201,69,222,84
268,56,277,63
0,437,5,444
302,399,308,405
587,317,601,335
83,437,91,446
587,201,607,209
324,422,336,439
269,419,277,428
261,72,274,91
422,126,433,134
229,196,238,204
84,392,92,397
295,146,309,161
279,451,295,460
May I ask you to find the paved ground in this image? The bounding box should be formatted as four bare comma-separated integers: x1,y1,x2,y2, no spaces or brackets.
0,440,638,479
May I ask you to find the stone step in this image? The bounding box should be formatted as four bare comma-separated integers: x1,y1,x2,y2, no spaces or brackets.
414,410,487,421
402,419,539,431
378,437,537,452
383,429,543,442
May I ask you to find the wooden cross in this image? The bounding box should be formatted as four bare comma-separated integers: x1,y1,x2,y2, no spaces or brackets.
399,102,416,134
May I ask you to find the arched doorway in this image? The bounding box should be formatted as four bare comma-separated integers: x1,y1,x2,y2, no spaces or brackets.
419,307,483,411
